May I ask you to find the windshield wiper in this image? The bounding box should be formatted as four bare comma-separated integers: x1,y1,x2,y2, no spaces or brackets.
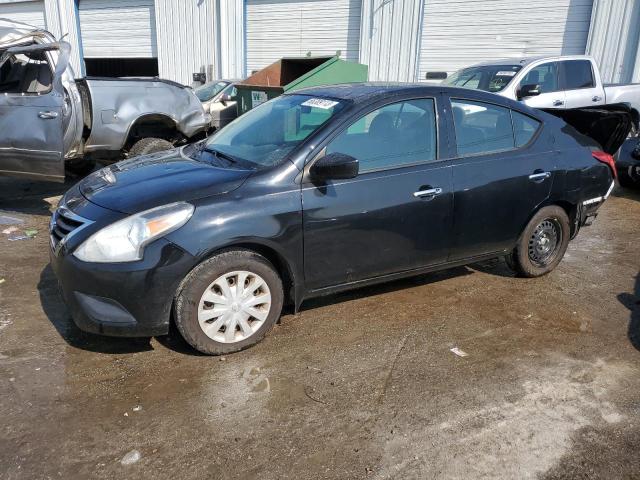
201,146,238,165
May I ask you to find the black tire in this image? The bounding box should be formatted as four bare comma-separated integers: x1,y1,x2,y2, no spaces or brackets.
128,137,174,157
65,158,96,177
174,250,284,355
618,172,639,189
505,206,570,278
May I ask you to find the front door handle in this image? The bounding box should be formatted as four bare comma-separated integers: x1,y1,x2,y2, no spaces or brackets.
552,100,564,107
38,111,58,119
413,187,442,198
592,95,602,102
529,171,551,182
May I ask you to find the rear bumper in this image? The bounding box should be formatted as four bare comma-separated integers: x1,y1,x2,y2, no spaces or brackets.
50,239,196,337
575,180,615,230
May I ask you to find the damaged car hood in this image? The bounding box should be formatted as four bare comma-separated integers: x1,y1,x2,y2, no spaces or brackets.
79,149,252,214
543,103,635,155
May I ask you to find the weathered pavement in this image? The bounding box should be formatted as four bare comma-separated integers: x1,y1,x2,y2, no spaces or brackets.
1,176,639,480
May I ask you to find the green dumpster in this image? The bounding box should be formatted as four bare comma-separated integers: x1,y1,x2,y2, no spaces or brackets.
236,56,368,115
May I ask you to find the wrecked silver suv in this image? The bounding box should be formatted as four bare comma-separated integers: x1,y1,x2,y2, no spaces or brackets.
0,20,211,182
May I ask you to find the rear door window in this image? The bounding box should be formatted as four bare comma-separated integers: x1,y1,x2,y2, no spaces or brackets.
451,100,514,156
559,60,595,89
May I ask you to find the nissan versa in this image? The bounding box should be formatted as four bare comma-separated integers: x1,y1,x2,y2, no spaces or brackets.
50,84,633,355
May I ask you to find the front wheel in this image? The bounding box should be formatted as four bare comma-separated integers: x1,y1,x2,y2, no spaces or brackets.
174,250,284,355
506,206,570,278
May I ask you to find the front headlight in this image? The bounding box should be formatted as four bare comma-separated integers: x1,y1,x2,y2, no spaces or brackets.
73,202,194,263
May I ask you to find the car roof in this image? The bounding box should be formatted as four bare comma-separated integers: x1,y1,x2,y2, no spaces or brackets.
470,55,593,68
291,82,519,106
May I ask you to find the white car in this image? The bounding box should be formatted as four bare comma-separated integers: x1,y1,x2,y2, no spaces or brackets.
194,79,241,130
444,55,640,126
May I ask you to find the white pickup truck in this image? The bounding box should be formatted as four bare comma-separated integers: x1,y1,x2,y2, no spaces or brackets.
443,55,640,127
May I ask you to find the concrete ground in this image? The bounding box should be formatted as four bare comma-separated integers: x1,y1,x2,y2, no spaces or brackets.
0,176,639,480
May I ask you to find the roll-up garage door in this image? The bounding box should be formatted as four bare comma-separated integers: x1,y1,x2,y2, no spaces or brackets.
0,0,46,29
245,0,362,75
79,0,157,58
419,0,594,80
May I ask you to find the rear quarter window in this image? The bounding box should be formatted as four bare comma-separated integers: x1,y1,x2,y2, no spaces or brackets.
512,111,541,147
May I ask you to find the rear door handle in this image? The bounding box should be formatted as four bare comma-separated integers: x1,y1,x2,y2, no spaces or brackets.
413,187,442,198
38,111,58,119
529,171,551,182
552,100,564,107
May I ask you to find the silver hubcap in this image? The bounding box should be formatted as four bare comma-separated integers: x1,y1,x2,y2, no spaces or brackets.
198,270,271,343
528,219,561,267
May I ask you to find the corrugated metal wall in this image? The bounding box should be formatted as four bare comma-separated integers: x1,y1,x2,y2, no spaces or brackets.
419,0,594,80
245,0,362,74
359,0,424,81
9,0,640,88
43,0,84,75
78,0,158,58
154,0,217,85
586,0,640,84
218,0,244,79
0,0,47,29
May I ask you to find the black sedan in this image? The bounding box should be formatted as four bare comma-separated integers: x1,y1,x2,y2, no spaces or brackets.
50,84,630,355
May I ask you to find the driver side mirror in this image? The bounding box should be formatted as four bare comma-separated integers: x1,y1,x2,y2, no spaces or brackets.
309,153,359,182
220,93,235,106
517,84,541,100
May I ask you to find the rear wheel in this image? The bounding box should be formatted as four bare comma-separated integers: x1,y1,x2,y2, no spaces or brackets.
128,137,174,158
174,250,284,355
618,172,639,189
506,206,570,278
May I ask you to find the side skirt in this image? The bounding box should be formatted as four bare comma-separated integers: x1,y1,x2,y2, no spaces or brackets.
294,250,509,312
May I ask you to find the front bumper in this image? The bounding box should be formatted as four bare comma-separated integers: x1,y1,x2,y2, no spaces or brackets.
50,238,196,337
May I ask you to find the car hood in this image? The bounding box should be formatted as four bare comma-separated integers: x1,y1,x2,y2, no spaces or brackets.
543,103,636,155
79,148,253,214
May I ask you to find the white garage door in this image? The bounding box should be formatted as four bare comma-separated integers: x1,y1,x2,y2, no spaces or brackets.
419,0,594,80
79,0,157,58
245,0,362,74
0,0,46,29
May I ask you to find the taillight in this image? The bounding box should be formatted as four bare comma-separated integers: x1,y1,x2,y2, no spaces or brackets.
592,150,617,179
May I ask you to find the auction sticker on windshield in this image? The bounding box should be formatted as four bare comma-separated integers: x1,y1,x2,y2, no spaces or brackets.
301,98,339,109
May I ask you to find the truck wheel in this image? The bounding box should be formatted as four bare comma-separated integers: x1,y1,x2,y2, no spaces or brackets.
174,250,284,355
505,206,570,278
128,137,174,157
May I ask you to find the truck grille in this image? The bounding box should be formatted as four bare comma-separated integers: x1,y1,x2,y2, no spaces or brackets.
49,207,89,251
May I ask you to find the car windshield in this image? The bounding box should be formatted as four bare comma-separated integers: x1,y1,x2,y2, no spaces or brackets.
195,81,229,101
196,94,346,169
444,65,522,92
